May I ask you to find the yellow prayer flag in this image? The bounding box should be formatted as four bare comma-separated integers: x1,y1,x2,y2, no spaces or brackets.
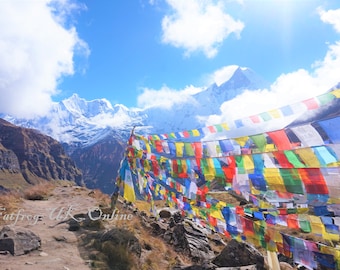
143,160,151,172
234,136,249,147
124,183,136,202
265,144,276,152
259,200,273,209
296,208,309,214
263,168,286,192
295,148,320,167
268,109,281,119
191,206,200,216
322,229,340,242
330,89,340,98
145,142,151,154
136,149,143,158
334,249,340,270
175,142,184,157
123,169,136,202
202,158,216,181
243,155,254,171
221,123,230,130
210,210,224,220
192,129,200,136
319,245,336,256
216,201,227,208
152,135,160,140
309,215,324,235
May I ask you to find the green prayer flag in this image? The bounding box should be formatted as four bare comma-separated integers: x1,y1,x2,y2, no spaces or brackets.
250,134,267,152
279,168,304,194
317,92,335,105
235,155,246,174
284,150,306,168
298,216,312,233
260,112,272,121
184,142,195,156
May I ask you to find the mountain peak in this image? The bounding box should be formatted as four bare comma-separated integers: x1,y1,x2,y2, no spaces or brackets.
219,66,269,90
60,94,114,117
214,65,241,86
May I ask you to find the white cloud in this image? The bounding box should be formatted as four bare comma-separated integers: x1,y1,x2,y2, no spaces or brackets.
206,42,340,133
137,6,340,136
137,85,203,109
318,8,340,33
161,0,244,58
0,0,89,118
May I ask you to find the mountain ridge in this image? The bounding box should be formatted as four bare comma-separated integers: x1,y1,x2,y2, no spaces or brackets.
0,119,83,190
2,66,267,147
2,66,324,194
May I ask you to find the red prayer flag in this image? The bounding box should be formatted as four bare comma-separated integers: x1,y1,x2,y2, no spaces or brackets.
250,115,261,123
287,214,299,229
155,140,163,152
298,168,329,194
193,142,203,158
241,216,255,236
208,126,216,133
182,130,190,138
273,151,294,168
303,98,319,110
151,159,159,177
267,130,292,151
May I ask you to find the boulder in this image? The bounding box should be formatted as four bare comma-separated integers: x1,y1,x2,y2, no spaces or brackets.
158,207,181,219
0,225,41,255
150,221,168,236
172,220,215,262
212,239,264,268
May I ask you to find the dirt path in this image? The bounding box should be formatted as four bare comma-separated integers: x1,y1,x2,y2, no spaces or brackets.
0,186,102,270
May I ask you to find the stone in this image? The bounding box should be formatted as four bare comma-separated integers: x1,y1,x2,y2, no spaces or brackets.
212,239,264,269
172,220,215,262
158,207,181,219
0,225,41,255
150,221,168,236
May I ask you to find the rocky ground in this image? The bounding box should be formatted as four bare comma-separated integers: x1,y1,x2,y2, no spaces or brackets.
0,185,100,270
0,184,295,270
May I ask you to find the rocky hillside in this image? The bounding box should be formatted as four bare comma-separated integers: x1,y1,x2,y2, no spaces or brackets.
0,183,275,270
0,119,83,190
66,134,126,194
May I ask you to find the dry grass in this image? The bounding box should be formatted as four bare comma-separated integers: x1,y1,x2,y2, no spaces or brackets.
207,191,240,204
23,181,56,200
133,200,154,213
88,188,111,208
55,179,76,187
0,191,22,225
138,234,188,270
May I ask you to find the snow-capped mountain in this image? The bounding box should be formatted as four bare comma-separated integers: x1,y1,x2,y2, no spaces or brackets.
3,66,268,147
5,93,146,147
1,66,270,193
143,66,269,135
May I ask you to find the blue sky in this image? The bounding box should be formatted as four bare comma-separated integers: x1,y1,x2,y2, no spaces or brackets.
0,0,340,119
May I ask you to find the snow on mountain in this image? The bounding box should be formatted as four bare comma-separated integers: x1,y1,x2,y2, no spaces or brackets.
2,66,268,146
143,66,269,135
3,94,146,146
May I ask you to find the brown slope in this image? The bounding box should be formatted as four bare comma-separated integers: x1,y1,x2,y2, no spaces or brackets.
0,118,83,190
69,135,126,194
